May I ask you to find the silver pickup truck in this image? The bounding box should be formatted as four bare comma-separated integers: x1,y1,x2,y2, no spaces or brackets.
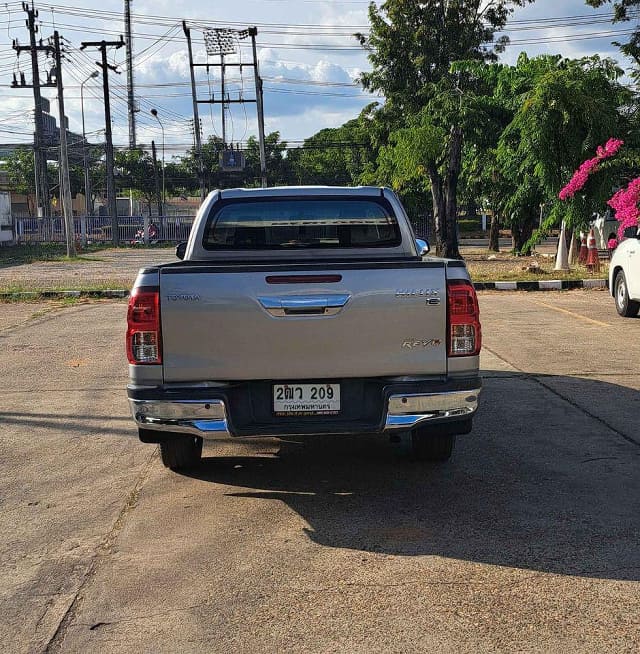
126,186,481,470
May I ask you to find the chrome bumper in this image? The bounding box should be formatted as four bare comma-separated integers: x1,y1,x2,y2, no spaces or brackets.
130,388,480,440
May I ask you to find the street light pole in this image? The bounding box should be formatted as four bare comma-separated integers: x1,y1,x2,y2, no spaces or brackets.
150,108,165,219
80,71,99,246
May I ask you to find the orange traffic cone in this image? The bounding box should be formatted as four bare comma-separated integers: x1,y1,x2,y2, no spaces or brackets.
578,232,588,264
586,228,600,273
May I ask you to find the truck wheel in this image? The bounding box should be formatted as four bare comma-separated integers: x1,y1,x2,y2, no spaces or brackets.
615,271,640,317
159,436,203,470
410,429,456,462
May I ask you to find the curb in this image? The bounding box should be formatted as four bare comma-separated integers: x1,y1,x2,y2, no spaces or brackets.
473,279,608,291
0,279,609,300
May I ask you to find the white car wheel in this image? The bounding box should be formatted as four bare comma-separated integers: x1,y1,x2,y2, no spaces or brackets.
615,271,640,318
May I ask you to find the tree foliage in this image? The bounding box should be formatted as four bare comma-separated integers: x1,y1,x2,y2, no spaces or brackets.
356,0,534,257
115,148,158,214
585,1,640,79
494,54,634,249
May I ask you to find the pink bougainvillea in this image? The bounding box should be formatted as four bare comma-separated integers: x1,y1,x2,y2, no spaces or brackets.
596,137,625,159
608,177,640,239
558,138,625,201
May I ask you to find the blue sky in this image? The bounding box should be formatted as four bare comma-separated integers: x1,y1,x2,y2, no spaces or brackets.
0,0,633,155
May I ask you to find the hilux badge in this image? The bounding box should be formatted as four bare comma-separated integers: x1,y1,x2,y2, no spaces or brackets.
396,288,440,297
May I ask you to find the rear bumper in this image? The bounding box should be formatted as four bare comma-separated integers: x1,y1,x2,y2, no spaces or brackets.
128,378,481,440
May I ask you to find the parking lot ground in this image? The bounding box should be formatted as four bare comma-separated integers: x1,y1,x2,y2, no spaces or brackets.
1,291,639,653
0,248,177,291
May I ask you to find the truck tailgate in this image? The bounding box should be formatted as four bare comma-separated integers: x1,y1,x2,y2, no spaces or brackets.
159,262,447,382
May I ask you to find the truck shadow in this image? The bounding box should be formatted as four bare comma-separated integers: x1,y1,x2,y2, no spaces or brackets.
185,372,640,581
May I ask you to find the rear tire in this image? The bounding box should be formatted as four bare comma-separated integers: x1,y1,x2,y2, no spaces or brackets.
159,436,203,471
615,270,640,317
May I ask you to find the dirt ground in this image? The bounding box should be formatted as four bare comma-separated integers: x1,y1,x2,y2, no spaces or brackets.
463,250,609,282
0,239,607,292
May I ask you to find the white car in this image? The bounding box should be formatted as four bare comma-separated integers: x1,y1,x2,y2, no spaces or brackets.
610,226,640,317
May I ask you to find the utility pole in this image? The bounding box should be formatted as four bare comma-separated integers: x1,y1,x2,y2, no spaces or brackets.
12,2,52,216
190,25,268,187
124,0,136,148
183,21,206,203
80,36,124,245
249,27,267,188
81,71,99,229
52,30,75,257
220,54,226,147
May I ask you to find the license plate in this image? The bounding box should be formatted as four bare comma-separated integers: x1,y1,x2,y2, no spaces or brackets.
273,383,341,416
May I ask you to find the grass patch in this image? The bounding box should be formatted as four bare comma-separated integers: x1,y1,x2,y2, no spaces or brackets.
0,280,128,296
0,243,111,266
469,268,606,283
0,241,175,267
466,255,609,283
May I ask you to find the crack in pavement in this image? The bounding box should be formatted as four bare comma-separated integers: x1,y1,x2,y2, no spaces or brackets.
42,448,158,653
482,345,640,449
0,301,118,338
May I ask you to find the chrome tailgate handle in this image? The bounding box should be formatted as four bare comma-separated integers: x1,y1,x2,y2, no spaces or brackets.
258,294,350,317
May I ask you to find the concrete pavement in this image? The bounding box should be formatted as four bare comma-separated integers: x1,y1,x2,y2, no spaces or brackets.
1,291,639,652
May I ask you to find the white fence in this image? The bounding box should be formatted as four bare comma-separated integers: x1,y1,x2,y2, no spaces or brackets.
10,215,195,245
6,214,433,246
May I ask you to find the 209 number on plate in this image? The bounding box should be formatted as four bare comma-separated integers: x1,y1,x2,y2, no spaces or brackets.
273,383,341,416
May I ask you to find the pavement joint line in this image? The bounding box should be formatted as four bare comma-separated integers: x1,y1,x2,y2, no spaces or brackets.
43,448,158,653
0,279,610,300
482,346,640,450
529,299,613,328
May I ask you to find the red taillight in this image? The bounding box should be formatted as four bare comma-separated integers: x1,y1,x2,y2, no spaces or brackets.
126,287,162,364
447,280,481,357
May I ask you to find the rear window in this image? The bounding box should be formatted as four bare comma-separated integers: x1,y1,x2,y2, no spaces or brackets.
202,197,401,250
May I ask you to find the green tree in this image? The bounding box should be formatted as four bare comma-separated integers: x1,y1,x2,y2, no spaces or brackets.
494,54,634,250
174,135,225,194
2,148,38,215
449,62,512,250
244,132,290,186
586,1,640,79
289,113,378,186
115,149,158,215
356,0,533,257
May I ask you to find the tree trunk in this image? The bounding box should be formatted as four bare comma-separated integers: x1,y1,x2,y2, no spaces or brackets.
511,213,538,254
428,166,447,256
488,213,500,252
442,126,463,259
428,126,463,259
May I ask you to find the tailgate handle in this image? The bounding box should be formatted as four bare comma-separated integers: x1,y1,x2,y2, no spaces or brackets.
258,294,350,317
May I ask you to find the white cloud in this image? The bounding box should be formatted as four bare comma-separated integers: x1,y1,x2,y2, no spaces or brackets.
0,0,634,152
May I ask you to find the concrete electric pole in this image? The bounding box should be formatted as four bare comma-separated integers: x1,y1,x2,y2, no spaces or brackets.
51,30,76,257
249,27,267,188
124,0,136,149
12,2,52,217
80,36,125,246
183,21,206,203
